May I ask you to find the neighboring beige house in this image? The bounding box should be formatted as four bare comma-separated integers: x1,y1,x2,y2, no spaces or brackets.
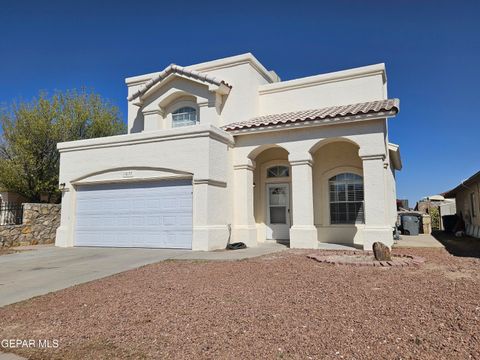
415,195,456,230
55,53,402,251
444,170,480,238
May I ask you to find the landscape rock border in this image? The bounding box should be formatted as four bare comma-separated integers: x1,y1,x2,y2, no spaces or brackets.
307,251,425,268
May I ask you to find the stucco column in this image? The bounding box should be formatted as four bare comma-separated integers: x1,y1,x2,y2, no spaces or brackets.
361,154,393,250
232,162,257,247
191,180,230,251
55,187,73,247
289,159,318,249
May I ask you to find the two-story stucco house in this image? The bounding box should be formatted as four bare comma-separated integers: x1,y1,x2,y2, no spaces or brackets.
55,53,402,251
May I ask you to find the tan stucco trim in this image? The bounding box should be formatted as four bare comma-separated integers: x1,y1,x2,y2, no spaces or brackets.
125,53,277,86
193,179,227,188
388,142,402,170
57,124,234,153
188,53,277,83
259,63,386,95
70,167,193,186
290,159,313,167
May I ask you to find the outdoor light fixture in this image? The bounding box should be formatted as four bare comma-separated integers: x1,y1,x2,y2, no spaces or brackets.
59,183,66,191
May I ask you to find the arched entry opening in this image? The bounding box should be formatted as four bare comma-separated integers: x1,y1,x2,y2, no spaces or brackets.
310,139,363,246
250,146,291,242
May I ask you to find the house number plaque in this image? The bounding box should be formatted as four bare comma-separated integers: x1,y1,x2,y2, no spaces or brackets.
122,171,134,178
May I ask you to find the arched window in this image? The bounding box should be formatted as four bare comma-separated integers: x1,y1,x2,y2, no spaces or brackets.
329,173,364,224
172,107,197,128
267,165,289,178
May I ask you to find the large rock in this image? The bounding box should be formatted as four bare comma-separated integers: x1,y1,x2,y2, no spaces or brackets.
373,242,392,261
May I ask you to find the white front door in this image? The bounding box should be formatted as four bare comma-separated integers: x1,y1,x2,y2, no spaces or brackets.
266,183,290,240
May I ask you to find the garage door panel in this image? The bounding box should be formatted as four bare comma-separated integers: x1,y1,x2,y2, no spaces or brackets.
75,179,192,249
76,232,192,249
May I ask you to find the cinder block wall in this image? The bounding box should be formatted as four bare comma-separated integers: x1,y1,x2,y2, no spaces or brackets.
0,203,61,247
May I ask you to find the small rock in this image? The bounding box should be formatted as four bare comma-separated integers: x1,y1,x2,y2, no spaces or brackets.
373,242,392,261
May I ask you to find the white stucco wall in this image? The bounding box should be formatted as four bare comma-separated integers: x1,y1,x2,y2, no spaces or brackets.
258,64,387,114
56,125,234,251
125,53,275,133
189,60,272,125
56,53,400,250
230,119,395,249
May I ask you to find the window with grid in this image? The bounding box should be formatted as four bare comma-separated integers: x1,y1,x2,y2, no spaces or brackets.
267,165,289,178
329,173,364,224
172,107,197,128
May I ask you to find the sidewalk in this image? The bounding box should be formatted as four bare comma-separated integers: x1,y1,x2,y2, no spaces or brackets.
393,233,444,248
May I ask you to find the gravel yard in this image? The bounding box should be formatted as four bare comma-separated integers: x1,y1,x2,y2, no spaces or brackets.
0,247,479,359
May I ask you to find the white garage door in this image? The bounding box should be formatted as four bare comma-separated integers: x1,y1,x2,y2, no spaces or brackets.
74,179,192,249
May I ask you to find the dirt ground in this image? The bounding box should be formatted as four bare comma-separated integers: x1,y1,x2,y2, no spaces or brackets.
0,248,19,256
0,247,479,359
432,230,480,258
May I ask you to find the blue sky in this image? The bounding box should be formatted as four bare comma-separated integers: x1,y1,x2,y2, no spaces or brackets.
0,0,478,206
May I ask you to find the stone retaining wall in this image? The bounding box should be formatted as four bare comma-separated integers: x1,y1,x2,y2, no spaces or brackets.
0,203,61,247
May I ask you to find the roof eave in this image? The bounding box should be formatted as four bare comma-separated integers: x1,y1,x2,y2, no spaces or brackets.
130,73,232,106
226,111,397,136
259,63,386,95
127,64,231,103
443,170,480,198
388,142,402,170
186,52,278,84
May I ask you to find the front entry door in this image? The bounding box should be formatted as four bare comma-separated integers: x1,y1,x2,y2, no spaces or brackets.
266,183,290,240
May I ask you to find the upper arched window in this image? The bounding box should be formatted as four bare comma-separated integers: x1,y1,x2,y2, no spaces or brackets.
267,166,289,178
329,173,364,224
172,107,197,128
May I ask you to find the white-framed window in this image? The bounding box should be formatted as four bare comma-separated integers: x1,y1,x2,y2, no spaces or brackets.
267,165,289,178
172,107,197,128
329,173,364,224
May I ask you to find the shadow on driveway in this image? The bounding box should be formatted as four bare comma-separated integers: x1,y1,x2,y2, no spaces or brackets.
431,230,480,258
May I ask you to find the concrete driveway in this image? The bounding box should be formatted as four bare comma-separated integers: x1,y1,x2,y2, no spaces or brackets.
0,243,286,307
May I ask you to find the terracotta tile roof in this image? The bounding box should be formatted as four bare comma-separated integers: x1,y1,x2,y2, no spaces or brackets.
128,64,232,102
222,99,399,131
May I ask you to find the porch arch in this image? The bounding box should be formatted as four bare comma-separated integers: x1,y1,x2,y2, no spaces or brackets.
248,143,290,162
311,139,364,246
308,136,361,155
251,146,291,242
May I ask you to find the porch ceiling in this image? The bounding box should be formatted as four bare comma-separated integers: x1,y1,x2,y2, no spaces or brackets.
222,98,399,132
